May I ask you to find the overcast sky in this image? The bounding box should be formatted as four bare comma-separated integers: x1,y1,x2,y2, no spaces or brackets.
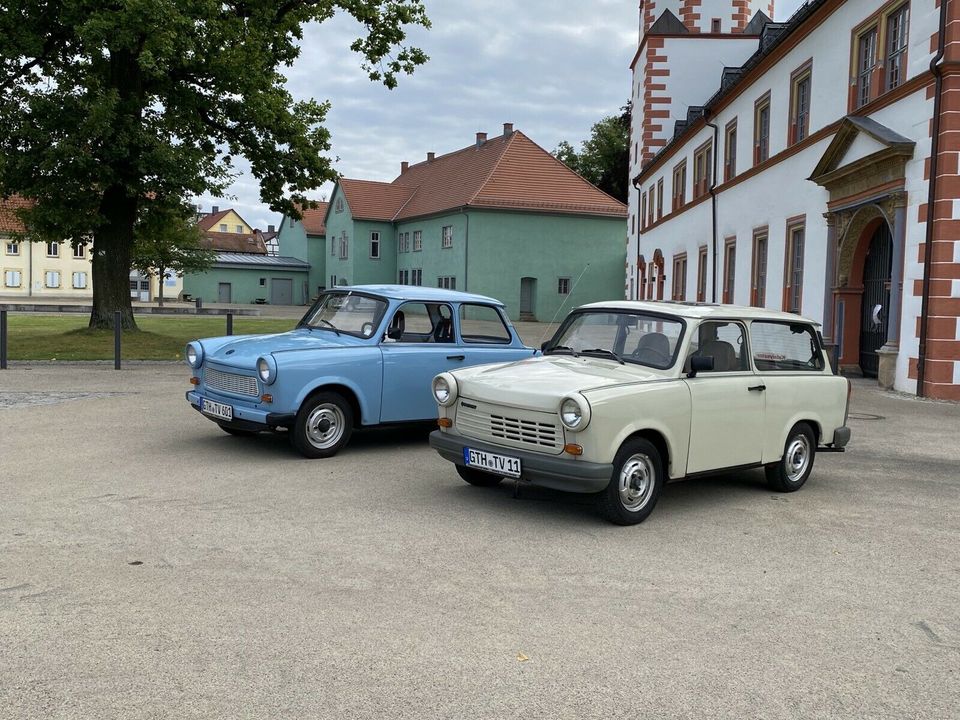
199,0,806,232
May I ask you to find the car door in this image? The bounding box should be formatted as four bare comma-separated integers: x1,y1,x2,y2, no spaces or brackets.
379,301,464,422
682,320,766,474
455,302,529,367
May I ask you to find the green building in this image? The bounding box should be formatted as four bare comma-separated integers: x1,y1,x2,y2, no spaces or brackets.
323,124,627,321
274,202,329,300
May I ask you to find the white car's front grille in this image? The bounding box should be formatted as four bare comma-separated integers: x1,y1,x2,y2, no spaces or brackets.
204,367,259,397
457,401,560,452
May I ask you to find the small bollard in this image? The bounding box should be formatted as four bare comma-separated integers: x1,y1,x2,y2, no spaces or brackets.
195,297,202,310
114,310,121,370
226,313,234,336
0,309,7,370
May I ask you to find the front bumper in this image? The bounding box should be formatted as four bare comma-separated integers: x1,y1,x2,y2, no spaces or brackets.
185,390,295,429
429,430,613,494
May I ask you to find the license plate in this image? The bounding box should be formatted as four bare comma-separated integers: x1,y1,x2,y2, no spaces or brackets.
201,398,233,422
463,447,521,478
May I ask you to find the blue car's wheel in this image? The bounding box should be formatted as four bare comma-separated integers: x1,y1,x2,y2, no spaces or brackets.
292,392,354,458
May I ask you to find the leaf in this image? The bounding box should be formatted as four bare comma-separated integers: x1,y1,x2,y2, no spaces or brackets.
516,652,529,662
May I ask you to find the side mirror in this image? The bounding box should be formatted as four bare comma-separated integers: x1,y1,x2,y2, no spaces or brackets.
387,326,402,341
687,355,714,378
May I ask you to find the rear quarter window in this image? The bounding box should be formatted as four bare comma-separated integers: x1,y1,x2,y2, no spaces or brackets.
751,321,824,372
459,304,511,344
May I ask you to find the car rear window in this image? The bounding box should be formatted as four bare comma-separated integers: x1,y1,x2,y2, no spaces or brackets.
751,321,824,371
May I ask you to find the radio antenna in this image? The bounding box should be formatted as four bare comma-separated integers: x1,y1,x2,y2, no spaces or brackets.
537,262,591,349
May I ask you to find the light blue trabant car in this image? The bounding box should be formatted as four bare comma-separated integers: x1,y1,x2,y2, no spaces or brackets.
184,285,533,457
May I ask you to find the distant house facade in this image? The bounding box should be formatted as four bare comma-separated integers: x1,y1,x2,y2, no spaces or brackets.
183,206,310,305
324,124,627,321
274,201,329,301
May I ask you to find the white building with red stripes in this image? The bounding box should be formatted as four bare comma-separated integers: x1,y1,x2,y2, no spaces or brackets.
627,0,960,400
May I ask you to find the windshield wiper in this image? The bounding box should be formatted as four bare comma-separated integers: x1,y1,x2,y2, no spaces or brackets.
580,348,624,365
544,344,576,355
315,318,341,335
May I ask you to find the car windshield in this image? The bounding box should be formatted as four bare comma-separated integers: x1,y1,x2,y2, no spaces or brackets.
300,291,387,338
546,310,684,369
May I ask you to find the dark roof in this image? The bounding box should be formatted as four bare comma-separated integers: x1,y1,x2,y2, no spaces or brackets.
742,10,773,35
212,253,309,270
648,9,687,35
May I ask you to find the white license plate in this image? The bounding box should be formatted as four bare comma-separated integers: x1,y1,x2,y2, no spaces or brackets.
464,447,521,478
201,398,233,422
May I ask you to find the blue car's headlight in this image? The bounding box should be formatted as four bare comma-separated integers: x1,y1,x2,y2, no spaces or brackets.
186,342,203,368
257,355,277,385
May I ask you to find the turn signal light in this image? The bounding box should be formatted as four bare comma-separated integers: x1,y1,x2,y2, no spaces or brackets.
564,443,583,456
438,418,452,428
189,377,199,385
260,394,273,404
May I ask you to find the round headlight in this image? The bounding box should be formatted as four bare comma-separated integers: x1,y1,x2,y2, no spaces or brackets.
257,356,276,385
559,395,591,432
432,373,458,407
185,342,202,368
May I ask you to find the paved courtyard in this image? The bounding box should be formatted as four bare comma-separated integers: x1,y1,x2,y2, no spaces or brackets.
1,363,958,719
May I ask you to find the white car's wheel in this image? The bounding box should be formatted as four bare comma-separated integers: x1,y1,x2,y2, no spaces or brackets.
765,422,816,492
598,438,664,525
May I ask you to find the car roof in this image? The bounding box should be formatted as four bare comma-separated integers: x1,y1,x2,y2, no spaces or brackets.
575,300,820,325
340,284,505,306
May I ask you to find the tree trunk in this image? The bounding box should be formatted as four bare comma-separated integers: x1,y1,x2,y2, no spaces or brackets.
90,184,139,330
157,266,165,307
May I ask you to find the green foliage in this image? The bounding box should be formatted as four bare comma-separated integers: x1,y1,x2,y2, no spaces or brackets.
0,0,430,326
553,103,631,203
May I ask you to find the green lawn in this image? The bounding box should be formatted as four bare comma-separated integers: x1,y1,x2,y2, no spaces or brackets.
4,315,298,361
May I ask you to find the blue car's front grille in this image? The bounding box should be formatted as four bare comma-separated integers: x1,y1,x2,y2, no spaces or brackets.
204,367,259,397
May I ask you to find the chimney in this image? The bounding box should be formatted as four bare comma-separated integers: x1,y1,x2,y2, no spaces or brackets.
211,205,219,214
476,131,487,148
268,224,275,232
401,161,409,173
503,123,514,136
427,152,435,162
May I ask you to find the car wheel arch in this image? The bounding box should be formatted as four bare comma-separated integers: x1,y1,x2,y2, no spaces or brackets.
620,428,671,481
300,383,362,428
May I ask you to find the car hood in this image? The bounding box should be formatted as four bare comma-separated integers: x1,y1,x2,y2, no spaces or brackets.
203,328,364,367
454,355,666,411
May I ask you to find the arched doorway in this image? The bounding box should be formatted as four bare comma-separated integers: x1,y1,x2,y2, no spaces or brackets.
859,223,893,377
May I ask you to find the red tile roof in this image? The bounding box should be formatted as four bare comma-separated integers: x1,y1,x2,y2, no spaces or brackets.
299,201,329,235
337,179,415,222
0,196,32,234
201,231,267,254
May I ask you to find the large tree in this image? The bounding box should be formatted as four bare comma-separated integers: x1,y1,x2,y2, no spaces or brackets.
0,0,429,329
554,102,631,204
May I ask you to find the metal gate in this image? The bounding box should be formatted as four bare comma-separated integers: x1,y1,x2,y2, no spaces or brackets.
859,223,893,377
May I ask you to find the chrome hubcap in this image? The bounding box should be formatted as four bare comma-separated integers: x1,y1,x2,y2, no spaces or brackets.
305,404,345,449
785,434,811,482
619,453,656,512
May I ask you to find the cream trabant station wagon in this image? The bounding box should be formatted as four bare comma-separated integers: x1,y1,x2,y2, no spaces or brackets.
428,301,851,525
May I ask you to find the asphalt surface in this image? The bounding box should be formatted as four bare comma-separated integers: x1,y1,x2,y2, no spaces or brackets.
1,363,958,719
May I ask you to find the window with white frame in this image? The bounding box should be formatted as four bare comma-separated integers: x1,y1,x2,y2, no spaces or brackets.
45,270,61,288
412,268,422,286
558,277,570,295
73,243,85,259
413,230,422,252
219,224,228,232
72,271,87,289
5,241,19,255
4,270,22,287
438,275,456,290
46,241,59,257
885,4,909,91
441,225,453,249
370,231,381,259
785,223,805,313
236,224,243,234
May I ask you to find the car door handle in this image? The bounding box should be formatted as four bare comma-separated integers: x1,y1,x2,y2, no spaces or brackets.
748,384,766,392
446,355,465,361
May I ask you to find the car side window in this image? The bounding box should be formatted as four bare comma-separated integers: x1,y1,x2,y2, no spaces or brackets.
686,321,749,373
459,304,511,344
384,302,453,343
751,321,824,371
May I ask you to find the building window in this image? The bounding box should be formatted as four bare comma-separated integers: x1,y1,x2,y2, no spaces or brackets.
723,239,736,304
885,4,908,90
6,241,19,256
672,254,687,301
789,62,812,145
45,270,61,288
637,257,647,300
672,160,687,211
412,268,422,286
647,184,655,225
724,119,737,182
72,271,87,289
338,231,348,260
219,224,227,233
696,246,707,302
413,230,422,252
751,230,768,307
656,179,663,220
711,18,721,33
558,277,570,295
640,193,647,230
334,197,344,213
46,241,59,258
441,225,453,249
259,277,266,286
438,275,456,290
4,270,22,287
330,234,336,256
399,269,409,285
754,93,771,165
784,222,805,313
330,274,337,288
370,231,381,259
856,28,878,109
693,141,712,199
73,243,85,259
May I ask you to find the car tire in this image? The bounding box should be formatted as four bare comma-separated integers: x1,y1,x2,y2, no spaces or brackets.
291,391,354,458
218,423,257,437
597,438,664,525
456,465,504,487
765,422,816,492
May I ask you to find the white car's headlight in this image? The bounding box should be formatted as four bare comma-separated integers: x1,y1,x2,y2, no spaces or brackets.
432,373,458,407
559,395,591,431
257,356,277,385
185,342,203,368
